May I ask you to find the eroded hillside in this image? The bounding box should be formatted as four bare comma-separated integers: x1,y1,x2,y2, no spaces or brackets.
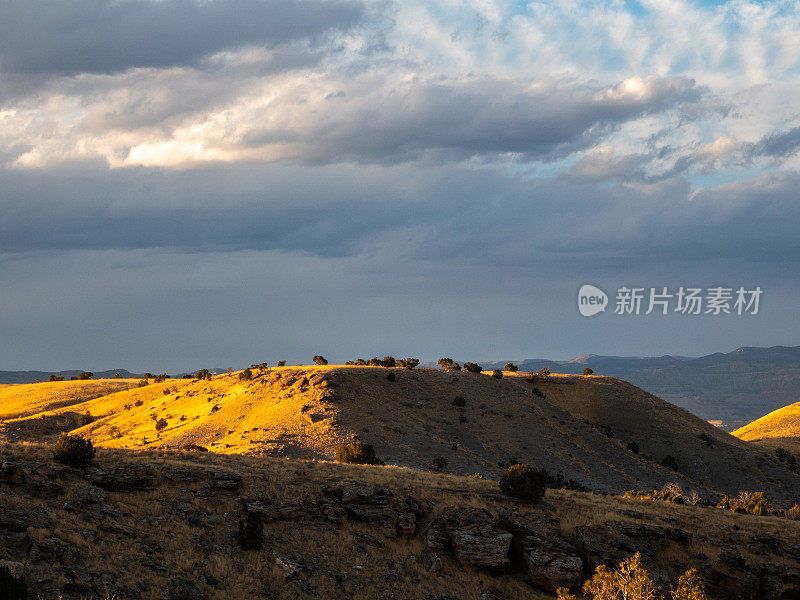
733,401,800,454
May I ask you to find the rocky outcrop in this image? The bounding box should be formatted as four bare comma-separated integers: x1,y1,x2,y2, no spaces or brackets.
86,464,156,490
443,509,513,569
520,535,582,591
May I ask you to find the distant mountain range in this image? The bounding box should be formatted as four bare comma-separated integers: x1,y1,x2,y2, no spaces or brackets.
473,346,800,428
0,368,141,384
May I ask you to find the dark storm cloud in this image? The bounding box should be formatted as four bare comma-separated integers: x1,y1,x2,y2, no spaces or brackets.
1,161,799,267
0,0,364,76
241,76,705,164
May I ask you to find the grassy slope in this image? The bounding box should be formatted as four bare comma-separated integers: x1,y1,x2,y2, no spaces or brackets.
2,367,798,500
0,380,139,419
733,401,800,454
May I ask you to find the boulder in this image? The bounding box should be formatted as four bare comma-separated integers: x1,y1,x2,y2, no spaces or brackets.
521,535,583,591
443,510,512,569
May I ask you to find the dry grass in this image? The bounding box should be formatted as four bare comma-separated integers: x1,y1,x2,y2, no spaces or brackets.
732,401,800,453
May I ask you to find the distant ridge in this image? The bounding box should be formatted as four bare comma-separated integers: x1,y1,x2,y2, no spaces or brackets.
0,369,140,384
437,346,800,427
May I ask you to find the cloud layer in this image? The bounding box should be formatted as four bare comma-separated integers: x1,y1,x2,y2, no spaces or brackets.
2,0,800,369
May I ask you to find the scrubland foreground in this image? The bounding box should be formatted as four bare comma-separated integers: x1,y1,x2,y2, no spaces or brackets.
1,442,800,600
1,366,800,599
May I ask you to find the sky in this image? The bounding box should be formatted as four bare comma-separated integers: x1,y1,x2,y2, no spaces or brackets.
2,0,800,372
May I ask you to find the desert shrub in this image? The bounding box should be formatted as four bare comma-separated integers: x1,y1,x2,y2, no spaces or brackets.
532,387,545,398
162,387,173,395
154,373,170,382
432,456,449,470
239,368,253,381
236,512,263,550
583,367,593,375
78,371,93,380
699,433,714,447
334,441,383,465
504,363,518,372
143,372,154,379
489,369,502,379
786,504,800,520
0,562,26,600
470,473,485,479
397,358,419,370
180,443,208,452
49,374,64,382
52,434,95,467
196,369,212,381
367,357,382,366
627,441,640,454
558,553,707,600
78,412,94,426
277,361,286,367
661,455,679,471
181,373,193,379
210,404,220,413
499,463,548,505
538,367,551,379
438,358,455,370
155,418,168,432
313,355,328,365
717,491,775,516
624,483,688,504
134,399,144,407
382,356,396,367
386,372,396,382
463,362,483,373
137,379,149,387
452,396,466,407
345,361,356,365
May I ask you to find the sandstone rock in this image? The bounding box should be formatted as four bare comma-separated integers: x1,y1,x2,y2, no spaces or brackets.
163,464,241,491
443,510,512,569
521,535,582,592
426,528,450,550
86,464,156,490
397,511,416,535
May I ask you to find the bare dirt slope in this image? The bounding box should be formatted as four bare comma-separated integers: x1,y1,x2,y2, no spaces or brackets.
1,367,797,499
733,401,800,454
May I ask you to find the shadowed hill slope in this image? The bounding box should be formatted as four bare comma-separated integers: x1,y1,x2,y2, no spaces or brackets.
1,367,798,500
733,402,800,454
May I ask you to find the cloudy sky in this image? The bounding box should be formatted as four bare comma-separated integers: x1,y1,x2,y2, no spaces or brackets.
2,0,800,372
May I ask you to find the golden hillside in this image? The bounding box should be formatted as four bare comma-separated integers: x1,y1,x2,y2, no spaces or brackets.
2,366,797,500
733,401,800,453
